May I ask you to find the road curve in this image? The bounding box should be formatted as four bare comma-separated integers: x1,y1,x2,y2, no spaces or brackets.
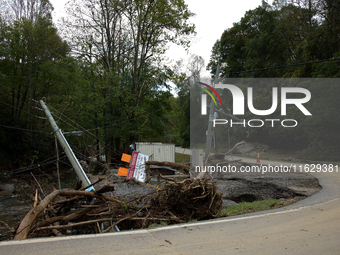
1,163,339,255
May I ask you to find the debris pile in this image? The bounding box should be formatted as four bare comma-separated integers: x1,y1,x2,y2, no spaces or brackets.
149,178,223,221
12,179,223,240
145,161,190,174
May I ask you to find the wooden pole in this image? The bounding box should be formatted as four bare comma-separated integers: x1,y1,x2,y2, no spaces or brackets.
55,134,61,190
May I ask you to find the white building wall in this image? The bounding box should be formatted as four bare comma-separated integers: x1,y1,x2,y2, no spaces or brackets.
135,142,175,162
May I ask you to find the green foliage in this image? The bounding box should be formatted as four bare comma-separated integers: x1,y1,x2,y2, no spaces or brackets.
0,4,77,168
206,1,340,161
0,0,196,169
121,201,129,213
209,0,340,78
62,0,196,161
169,71,190,147
219,199,280,217
148,221,169,228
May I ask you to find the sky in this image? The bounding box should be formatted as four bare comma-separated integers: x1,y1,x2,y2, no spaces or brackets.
50,0,274,77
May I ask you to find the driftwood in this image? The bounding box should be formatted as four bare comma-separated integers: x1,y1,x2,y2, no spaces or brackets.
216,159,242,166
14,189,60,240
225,141,246,155
14,188,115,240
149,179,223,220
0,221,13,232
36,218,113,231
196,141,246,179
13,179,223,240
145,161,190,173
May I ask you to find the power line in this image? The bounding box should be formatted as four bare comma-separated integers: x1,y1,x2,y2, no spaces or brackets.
0,84,130,158
5,155,68,176
0,99,46,120
0,124,49,134
46,102,166,158
0,82,171,160
46,104,124,158
228,57,340,75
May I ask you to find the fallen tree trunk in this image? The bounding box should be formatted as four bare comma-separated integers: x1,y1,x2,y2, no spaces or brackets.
145,161,190,173
217,159,242,166
225,141,246,155
196,141,246,179
14,188,113,240
13,180,223,240
14,190,60,240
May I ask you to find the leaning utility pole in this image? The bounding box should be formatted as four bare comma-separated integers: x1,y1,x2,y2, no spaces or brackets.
40,100,94,191
204,65,220,159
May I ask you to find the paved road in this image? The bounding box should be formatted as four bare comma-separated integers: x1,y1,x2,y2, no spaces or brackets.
1,161,339,254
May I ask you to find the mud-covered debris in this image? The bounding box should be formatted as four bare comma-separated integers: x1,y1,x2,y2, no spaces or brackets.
149,178,223,221
12,179,222,240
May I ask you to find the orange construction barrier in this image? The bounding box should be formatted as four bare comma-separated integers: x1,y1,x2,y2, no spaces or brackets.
121,153,131,163
118,167,129,177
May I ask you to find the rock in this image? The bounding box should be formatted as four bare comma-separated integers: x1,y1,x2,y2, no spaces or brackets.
222,199,238,207
233,142,271,155
0,190,12,196
0,184,15,193
79,160,89,172
233,143,255,154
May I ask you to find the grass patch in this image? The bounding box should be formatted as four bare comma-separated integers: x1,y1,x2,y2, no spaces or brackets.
219,199,282,217
148,221,169,228
175,152,190,164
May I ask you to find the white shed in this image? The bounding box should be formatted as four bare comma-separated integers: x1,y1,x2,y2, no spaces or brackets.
135,142,175,162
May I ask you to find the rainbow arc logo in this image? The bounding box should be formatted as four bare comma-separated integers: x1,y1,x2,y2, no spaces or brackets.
197,82,222,106
197,82,222,115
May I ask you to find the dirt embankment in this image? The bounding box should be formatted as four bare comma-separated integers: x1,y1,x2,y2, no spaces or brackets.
0,156,322,240
92,167,321,208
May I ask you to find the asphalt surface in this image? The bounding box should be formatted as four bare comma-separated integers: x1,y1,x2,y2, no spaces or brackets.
1,159,339,255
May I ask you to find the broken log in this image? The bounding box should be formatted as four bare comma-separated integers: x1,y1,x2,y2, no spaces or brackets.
13,177,223,240
216,159,242,166
14,189,60,240
225,141,246,155
145,161,190,173
36,218,113,231
196,141,246,179
0,221,13,232
14,189,113,240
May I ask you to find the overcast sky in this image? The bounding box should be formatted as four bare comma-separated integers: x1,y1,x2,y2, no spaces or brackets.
50,0,274,77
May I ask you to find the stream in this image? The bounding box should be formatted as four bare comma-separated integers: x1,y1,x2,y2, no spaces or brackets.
0,195,30,238
0,170,78,240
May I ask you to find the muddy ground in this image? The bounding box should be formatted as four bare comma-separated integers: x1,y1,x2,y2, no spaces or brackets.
89,168,321,207
0,165,321,240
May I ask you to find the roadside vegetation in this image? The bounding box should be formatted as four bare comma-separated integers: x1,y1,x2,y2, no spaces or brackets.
1,0,339,173
220,199,281,217
146,198,302,229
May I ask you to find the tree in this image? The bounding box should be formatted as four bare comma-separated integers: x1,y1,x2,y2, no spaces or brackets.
0,1,74,168
205,0,340,161
0,0,53,24
63,0,195,163
210,2,293,77
187,54,205,82
207,39,222,78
